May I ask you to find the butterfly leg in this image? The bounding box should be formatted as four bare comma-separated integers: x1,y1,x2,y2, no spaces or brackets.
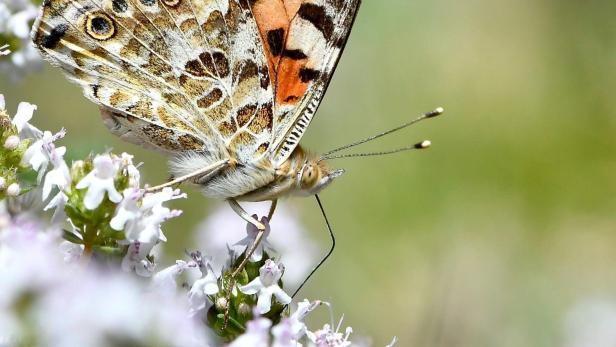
223,199,270,328
146,159,229,192
267,199,278,221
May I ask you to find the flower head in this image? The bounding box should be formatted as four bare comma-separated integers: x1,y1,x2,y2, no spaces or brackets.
307,316,353,347
187,252,219,316
75,154,123,209
239,259,292,314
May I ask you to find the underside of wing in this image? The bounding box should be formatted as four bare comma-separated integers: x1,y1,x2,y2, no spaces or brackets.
250,0,362,165
32,0,276,163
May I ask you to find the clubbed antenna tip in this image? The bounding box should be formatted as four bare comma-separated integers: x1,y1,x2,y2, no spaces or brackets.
426,107,445,118
415,140,432,149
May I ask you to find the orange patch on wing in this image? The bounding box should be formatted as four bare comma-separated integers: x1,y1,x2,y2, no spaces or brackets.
253,0,314,106
275,57,309,105
252,0,291,84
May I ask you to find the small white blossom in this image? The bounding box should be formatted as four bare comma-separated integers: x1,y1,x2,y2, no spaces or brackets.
76,154,123,209
307,317,353,347
6,183,20,196
272,319,298,347
152,260,193,293
110,188,144,231
22,129,65,181
11,101,36,133
42,145,70,200
0,177,5,190
119,152,140,187
239,259,292,314
3,135,19,150
229,317,272,347
44,190,68,224
233,215,274,262
187,252,219,316
121,241,156,277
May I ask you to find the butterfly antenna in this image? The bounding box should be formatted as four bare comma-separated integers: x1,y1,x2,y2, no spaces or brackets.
320,107,444,159
322,140,432,161
291,194,336,299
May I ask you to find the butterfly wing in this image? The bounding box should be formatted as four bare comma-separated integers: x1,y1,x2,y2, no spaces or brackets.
32,0,275,162
250,0,362,165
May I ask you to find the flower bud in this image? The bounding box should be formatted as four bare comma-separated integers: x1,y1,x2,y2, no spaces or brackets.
6,183,20,196
215,297,228,311
3,135,19,150
0,177,5,190
237,302,251,317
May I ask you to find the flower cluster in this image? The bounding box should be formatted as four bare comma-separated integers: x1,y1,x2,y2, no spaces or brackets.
0,95,183,276
0,0,43,80
0,94,397,346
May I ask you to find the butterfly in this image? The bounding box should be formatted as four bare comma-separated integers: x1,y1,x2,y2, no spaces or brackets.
31,0,367,230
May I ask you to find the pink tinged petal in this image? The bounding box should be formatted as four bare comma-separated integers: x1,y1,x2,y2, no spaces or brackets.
103,180,123,203
75,172,93,189
256,287,274,314
82,182,106,209
272,286,292,305
250,244,264,262
239,278,264,295
12,101,36,132
202,272,219,295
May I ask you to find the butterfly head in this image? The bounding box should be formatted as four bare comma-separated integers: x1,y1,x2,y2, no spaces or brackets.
296,158,344,196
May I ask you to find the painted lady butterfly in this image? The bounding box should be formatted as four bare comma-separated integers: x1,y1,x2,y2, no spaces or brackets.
32,0,363,230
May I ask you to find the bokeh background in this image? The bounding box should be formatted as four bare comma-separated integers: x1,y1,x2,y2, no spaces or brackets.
2,0,616,346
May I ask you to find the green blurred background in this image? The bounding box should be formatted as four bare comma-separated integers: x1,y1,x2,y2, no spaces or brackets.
2,0,616,345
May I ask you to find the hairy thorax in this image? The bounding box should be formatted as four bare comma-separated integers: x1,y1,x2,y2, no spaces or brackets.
169,146,341,202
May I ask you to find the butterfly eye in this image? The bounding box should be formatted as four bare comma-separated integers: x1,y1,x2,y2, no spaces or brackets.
162,0,181,7
85,13,115,41
300,164,319,189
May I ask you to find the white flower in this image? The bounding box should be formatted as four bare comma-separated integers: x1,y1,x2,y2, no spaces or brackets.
152,260,193,293
42,145,70,200
239,259,292,314
118,152,140,187
110,188,144,231
121,241,156,277
76,154,123,209
0,177,5,190
12,101,36,133
187,252,219,316
43,190,68,224
22,129,65,181
123,187,185,242
116,188,185,277
229,317,272,347
233,215,273,262
272,319,298,347
307,316,353,347
288,300,323,339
